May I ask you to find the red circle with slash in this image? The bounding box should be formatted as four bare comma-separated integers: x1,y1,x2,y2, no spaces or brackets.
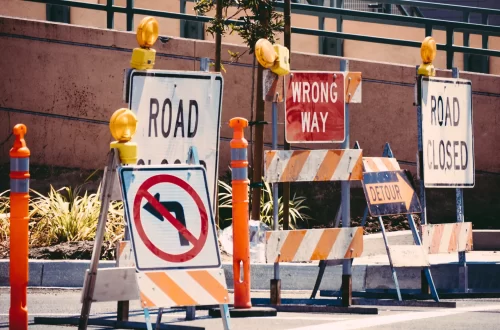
133,174,208,262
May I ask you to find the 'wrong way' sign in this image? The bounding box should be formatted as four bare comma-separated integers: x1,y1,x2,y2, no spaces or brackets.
421,77,474,188
285,71,345,143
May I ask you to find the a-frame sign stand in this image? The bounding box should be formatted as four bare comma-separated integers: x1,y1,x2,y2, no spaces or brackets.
311,142,440,305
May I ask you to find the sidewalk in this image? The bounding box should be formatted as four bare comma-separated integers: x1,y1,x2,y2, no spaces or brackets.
1,231,499,291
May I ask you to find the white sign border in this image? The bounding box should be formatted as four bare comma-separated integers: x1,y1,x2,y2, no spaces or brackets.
420,76,475,188
127,69,224,211
285,70,346,144
118,165,222,271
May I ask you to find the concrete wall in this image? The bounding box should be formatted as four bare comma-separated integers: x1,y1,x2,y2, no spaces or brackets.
2,0,499,74
0,15,499,226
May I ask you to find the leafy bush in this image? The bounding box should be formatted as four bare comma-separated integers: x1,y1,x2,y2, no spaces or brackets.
0,186,125,249
219,179,311,229
29,186,124,247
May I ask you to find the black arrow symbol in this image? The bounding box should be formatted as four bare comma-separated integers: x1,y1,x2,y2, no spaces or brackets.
143,193,190,246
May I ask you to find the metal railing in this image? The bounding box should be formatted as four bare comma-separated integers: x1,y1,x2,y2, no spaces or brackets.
23,0,500,71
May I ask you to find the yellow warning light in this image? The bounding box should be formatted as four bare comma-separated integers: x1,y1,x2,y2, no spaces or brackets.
136,16,159,48
255,38,290,76
418,36,437,77
109,108,138,164
131,16,159,70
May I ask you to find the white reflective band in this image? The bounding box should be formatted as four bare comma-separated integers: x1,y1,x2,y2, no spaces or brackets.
10,158,29,172
11,179,29,193
231,148,247,161
232,167,247,180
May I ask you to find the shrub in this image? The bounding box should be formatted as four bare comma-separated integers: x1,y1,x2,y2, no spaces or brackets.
29,185,124,247
218,179,311,229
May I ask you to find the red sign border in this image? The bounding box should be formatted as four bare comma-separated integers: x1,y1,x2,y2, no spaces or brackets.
133,174,209,263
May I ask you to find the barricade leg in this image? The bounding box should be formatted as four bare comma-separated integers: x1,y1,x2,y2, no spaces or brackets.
143,308,153,330
378,217,402,301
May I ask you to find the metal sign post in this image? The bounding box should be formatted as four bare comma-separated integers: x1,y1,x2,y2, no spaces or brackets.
271,93,281,305
339,59,352,307
262,69,285,305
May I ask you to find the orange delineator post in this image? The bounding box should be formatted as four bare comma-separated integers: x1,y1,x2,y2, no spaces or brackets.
9,124,30,330
229,117,252,309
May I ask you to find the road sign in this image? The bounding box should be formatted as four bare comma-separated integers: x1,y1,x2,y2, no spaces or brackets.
362,170,422,216
119,165,221,271
285,71,345,143
420,77,474,188
127,70,223,208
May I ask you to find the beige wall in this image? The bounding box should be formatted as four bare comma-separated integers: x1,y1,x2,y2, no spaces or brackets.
1,15,500,226
2,0,498,74
1,14,499,174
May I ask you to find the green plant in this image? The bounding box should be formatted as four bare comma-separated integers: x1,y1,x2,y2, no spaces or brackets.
194,0,284,60
218,179,311,229
29,185,124,248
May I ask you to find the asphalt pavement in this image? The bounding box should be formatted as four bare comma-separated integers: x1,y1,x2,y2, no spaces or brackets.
2,288,500,330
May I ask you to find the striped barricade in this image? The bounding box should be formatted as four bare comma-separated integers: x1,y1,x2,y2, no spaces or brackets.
264,149,363,183
265,228,364,263
138,269,229,308
421,222,473,254
362,157,400,173
88,241,230,309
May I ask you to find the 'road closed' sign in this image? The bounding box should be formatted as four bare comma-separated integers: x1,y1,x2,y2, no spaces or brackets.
421,77,474,188
127,70,223,208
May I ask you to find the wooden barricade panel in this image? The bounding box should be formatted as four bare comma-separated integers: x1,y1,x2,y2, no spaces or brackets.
388,245,430,267
265,227,363,263
362,157,400,172
264,149,363,183
82,267,139,303
137,268,229,308
421,222,473,254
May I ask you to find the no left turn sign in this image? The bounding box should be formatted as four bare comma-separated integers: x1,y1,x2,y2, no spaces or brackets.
119,166,221,271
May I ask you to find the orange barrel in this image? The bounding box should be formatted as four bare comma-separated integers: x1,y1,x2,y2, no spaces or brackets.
229,117,252,309
9,124,30,330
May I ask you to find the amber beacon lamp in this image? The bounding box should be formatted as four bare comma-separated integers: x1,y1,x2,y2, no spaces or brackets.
130,16,159,70
417,36,437,77
109,108,138,165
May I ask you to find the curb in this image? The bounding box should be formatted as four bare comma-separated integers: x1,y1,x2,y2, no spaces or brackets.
1,259,500,292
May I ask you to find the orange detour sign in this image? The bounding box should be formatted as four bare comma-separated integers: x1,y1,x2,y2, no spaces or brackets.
362,170,421,216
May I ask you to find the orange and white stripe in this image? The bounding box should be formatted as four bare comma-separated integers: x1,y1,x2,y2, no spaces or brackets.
137,269,229,308
421,222,473,254
345,72,362,104
264,149,363,183
362,157,400,173
265,227,363,263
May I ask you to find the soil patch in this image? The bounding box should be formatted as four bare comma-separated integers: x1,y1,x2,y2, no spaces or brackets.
0,239,114,260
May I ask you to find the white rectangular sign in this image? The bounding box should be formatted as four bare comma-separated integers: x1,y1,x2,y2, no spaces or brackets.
421,77,474,188
127,70,223,208
119,166,221,271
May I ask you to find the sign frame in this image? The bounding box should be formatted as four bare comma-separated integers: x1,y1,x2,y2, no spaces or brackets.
285,71,346,144
126,69,224,209
420,76,474,188
119,165,221,272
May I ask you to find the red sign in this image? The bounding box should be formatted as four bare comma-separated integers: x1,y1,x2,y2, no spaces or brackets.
133,174,208,263
285,72,345,143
